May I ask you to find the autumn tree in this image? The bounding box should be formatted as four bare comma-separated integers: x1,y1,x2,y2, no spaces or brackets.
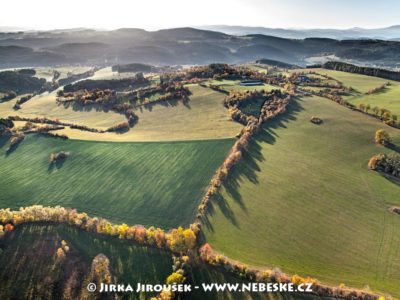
56,247,66,259
4,223,14,232
166,272,185,284
168,227,196,253
91,254,112,284
383,111,391,121
375,129,391,146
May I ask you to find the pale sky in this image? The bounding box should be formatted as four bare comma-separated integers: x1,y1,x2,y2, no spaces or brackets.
1,0,399,30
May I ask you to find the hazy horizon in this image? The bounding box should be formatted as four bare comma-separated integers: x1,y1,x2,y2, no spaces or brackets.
2,0,400,31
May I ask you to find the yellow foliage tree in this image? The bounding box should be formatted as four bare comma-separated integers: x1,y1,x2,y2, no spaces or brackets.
375,129,391,145
118,223,129,239
168,227,196,253
166,272,185,284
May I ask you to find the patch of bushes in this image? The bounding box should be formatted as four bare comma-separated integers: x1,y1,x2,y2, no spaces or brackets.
106,121,130,133
1,91,17,101
9,116,105,133
368,153,400,178
39,132,68,139
390,207,400,215
9,132,25,149
49,151,70,163
0,118,14,135
310,116,323,124
374,129,391,146
0,205,198,255
366,82,390,94
16,94,34,106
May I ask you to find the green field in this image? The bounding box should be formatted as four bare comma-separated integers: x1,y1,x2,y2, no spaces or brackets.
304,68,392,93
304,68,400,116
0,134,233,228
0,223,173,299
346,84,400,116
204,95,400,297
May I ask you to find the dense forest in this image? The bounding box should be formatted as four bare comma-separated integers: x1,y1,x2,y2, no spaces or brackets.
322,61,400,81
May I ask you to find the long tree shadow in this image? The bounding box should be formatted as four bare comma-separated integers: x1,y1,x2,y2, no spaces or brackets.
5,140,24,156
381,173,400,187
387,143,400,154
203,97,305,231
48,157,68,172
0,135,9,149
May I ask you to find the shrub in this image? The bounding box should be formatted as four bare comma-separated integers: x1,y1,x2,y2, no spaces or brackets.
368,153,400,178
4,223,14,232
310,116,323,124
106,121,130,133
374,129,391,146
1,91,17,101
9,132,25,148
166,272,185,284
49,151,70,163
0,118,14,135
167,227,196,253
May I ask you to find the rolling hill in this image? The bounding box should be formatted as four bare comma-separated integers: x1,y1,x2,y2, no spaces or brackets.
204,95,400,297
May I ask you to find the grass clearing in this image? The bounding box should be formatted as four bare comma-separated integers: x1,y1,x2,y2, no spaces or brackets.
0,134,233,229
54,84,243,142
0,89,126,129
297,68,400,115
204,95,400,297
347,84,400,116
306,68,395,94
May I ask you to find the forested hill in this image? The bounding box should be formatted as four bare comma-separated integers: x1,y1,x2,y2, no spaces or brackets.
0,27,400,68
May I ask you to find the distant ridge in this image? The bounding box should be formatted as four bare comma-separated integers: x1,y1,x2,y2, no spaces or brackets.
196,25,400,40
1,27,400,68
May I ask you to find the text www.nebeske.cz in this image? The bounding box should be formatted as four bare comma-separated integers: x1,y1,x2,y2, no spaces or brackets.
91,282,313,293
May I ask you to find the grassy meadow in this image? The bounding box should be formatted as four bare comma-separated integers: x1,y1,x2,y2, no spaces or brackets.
346,83,400,116
204,95,400,297
305,68,400,115
0,84,242,142
0,89,126,129
0,134,233,228
304,68,392,93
